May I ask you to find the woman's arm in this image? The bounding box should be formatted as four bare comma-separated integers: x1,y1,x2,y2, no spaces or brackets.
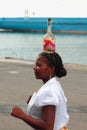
11,105,56,130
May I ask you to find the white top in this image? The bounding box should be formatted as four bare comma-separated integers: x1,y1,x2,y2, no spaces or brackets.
27,77,69,130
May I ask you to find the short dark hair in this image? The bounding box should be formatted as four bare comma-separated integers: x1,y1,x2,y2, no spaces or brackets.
39,52,67,78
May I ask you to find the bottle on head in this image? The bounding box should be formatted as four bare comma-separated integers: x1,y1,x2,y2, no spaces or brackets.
43,18,56,53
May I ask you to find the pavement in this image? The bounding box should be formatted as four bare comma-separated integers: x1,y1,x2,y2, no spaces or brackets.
0,58,87,130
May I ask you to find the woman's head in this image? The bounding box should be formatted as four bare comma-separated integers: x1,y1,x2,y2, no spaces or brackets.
33,52,67,83
38,52,67,78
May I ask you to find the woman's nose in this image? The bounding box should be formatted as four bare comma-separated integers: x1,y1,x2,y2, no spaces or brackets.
33,65,36,70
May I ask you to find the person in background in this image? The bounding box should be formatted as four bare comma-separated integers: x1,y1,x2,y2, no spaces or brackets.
11,51,69,130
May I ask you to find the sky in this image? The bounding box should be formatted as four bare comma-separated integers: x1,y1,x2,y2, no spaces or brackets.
0,0,87,17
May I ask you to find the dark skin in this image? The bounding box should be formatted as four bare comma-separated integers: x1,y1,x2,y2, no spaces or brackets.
11,55,56,130
33,55,55,83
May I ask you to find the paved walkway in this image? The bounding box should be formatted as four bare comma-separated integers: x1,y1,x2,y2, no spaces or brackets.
0,59,87,130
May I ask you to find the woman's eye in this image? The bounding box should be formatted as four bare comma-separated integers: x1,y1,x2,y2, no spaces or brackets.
36,63,41,67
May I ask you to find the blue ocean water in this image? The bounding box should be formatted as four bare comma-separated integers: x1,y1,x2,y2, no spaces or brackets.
0,31,87,65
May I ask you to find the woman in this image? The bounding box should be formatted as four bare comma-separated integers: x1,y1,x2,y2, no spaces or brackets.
11,52,69,130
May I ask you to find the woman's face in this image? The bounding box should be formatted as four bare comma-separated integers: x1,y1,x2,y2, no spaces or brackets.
33,55,53,83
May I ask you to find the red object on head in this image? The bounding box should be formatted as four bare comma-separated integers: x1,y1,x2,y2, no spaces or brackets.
43,38,55,53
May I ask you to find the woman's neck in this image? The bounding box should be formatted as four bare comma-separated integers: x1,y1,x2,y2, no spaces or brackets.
42,76,55,84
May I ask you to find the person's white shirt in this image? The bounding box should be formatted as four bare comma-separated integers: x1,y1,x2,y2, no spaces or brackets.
27,77,69,130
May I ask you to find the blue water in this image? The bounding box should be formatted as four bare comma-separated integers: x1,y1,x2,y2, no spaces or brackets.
0,31,87,65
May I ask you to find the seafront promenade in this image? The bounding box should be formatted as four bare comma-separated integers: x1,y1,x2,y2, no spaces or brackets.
0,59,87,130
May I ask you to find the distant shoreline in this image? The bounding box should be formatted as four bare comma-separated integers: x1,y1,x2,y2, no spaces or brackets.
1,29,87,34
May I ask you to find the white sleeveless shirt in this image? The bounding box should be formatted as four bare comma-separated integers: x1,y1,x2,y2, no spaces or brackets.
27,77,69,130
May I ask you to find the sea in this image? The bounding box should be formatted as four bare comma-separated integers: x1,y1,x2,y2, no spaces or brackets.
0,31,87,65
